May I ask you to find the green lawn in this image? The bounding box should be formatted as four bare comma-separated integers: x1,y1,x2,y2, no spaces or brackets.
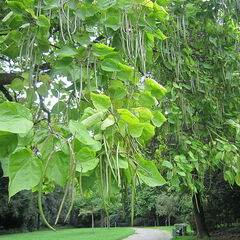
0,228,134,240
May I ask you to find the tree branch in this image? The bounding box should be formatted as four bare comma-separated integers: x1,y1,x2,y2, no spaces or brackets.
0,73,23,85
0,85,13,101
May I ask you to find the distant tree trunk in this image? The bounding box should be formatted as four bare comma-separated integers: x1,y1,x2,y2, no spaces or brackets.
168,215,171,226
37,212,40,230
91,212,94,229
156,216,159,226
192,192,209,238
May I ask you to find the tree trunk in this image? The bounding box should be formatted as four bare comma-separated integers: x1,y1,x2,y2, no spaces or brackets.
168,215,171,226
91,213,94,229
192,192,209,238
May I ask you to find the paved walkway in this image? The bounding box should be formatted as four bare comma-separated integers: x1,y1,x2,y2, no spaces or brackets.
123,228,172,240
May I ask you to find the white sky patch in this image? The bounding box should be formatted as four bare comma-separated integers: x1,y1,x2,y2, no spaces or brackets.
44,76,72,109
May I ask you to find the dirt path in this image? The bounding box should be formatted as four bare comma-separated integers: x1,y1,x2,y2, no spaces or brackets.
123,228,172,240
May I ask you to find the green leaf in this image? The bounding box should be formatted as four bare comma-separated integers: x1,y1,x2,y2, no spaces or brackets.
6,30,23,43
101,58,122,72
138,91,157,107
81,112,104,129
38,135,57,159
2,43,19,59
145,78,167,99
137,158,166,187
0,132,18,158
43,0,60,10
52,101,65,114
151,111,166,127
76,147,99,173
162,160,173,169
177,171,186,177
69,120,100,147
36,15,50,28
0,102,33,134
46,151,70,186
92,43,115,57
7,1,25,14
153,2,168,21
103,16,120,31
117,63,134,81
135,108,153,121
128,122,145,138
142,0,153,8
101,115,115,130
154,29,167,40
90,92,111,111
117,109,139,124
141,123,155,141
9,149,42,198
96,0,117,9
37,84,49,97
26,88,37,104
118,158,129,169
10,78,24,91
73,33,91,45
56,46,78,57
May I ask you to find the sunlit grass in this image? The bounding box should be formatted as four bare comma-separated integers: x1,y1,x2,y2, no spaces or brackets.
0,228,134,240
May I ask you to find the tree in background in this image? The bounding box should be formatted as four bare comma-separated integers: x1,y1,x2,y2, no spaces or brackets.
151,0,240,238
155,194,177,226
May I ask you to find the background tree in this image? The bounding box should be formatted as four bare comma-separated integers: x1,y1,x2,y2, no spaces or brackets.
155,194,177,226
151,0,240,238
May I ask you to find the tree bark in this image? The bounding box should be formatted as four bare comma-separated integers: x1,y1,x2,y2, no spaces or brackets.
192,192,210,238
91,212,94,229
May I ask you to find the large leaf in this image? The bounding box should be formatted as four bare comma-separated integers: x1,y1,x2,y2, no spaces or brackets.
36,15,50,28
56,46,78,57
145,78,167,99
90,93,111,111
128,122,145,138
151,110,167,127
138,91,157,107
81,112,103,129
134,108,153,121
38,135,57,159
101,115,115,130
141,123,155,141
9,148,42,198
137,158,166,187
0,102,33,134
46,151,70,186
117,109,139,124
2,43,19,59
103,16,120,31
92,43,115,57
76,147,99,173
101,58,121,72
69,120,100,147
0,132,18,157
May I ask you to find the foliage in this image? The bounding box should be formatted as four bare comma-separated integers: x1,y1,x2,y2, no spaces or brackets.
152,0,240,194
155,194,177,226
0,0,169,228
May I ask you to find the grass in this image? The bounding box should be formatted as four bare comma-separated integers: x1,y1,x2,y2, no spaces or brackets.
0,228,135,240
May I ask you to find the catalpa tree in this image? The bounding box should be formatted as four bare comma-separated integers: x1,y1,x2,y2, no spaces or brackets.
0,0,168,229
